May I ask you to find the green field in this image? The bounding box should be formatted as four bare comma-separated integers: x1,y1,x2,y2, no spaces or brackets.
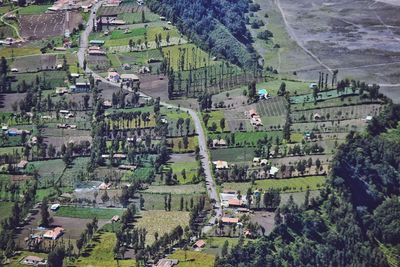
71,232,134,267
209,131,282,147
164,161,198,184
18,4,51,15
0,47,41,58
118,10,160,24
168,250,215,267
8,251,49,267
55,206,124,220
143,184,206,194
27,159,66,183
136,210,189,245
0,202,13,229
210,147,255,163
222,175,326,193
168,136,198,153
203,110,226,133
141,192,205,211
0,146,23,154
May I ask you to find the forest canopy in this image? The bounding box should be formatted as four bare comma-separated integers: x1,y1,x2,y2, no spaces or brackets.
146,0,258,68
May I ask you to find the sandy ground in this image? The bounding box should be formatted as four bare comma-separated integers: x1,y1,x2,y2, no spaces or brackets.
261,0,400,102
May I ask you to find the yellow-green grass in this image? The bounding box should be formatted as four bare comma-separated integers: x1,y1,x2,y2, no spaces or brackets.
0,146,23,154
162,43,219,71
256,78,311,96
72,232,135,267
164,161,198,184
222,176,326,193
290,132,304,143
168,250,215,267
118,11,160,24
66,52,80,73
0,47,41,58
378,241,400,267
107,117,156,129
203,110,226,133
143,184,206,194
168,136,199,153
55,206,124,220
203,237,252,255
0,202,13,229
18,4,51,15
135,210,190,245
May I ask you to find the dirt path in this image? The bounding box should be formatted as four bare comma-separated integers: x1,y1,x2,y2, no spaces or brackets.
274,0,333,74
0,7,22,41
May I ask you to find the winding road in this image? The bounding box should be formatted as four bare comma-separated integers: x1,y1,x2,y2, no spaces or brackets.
78,2,222,232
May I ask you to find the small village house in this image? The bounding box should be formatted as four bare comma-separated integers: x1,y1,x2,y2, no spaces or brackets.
43,227,64,240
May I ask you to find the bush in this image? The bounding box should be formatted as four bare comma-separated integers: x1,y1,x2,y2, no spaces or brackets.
249,3,260,12
257,29,273,40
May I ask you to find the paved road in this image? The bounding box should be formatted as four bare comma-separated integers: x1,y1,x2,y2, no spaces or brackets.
78,2,222,233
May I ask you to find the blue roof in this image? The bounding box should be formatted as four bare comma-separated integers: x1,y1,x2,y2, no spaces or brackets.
258,89,268,95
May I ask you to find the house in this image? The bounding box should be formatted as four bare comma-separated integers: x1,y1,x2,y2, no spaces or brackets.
156,259,178,267
253,157,260,164
21,255,47,266
17,160,28,170
118,165,136,171
269,166,279,177
98,182,112,190
228,198,243,207
55,87,69,95
213,160,228,169
249,109,257,117
108,71,120,82
50,204,60,211
43,227,64,240
70,73,80,78
212,139,227,147
258,89,269,99
89,40,105,46
111,215,120,222
103,100,112,108
313,113,321,120
88,49,106,56
138,66,150,73
11,68,18,72
120,73,139,82
122,63,131,70
193,239,206,249
365,115,373,121
260,159,268,166
73,79,90,93
309,83,318,89
221,217,239,224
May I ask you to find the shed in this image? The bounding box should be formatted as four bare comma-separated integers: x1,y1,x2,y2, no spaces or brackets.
43,227,64,240
213,160,228,169
17,160,28,169
193,239,206,249
120,73,139,82
221,217,239,224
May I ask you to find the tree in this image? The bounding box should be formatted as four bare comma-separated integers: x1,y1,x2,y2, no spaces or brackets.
140,194,145,210
274,208,282,225
220,118,226,132
278,82,286,96
101,190,110,204
48,247,65,267
40,197,50,227
248,81,256,99
263,189,280,210
221,240,229,257
141,10,145,23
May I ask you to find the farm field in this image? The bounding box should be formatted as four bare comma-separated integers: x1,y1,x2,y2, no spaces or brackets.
168,250,215,267
135,210,190,245
0,202,13,229
71,232,134,267
168,136,198,153
210,147,255,163
55,206,124,220
140,192,205,211
143,184,206,194
222,176,326,193
164,161,198,184
209,131,283,147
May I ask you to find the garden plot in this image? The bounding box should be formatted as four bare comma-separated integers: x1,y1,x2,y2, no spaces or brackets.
11,54,57,72
292,118,368,133
98,2,143,16
291,95,382,111
19,11,82,39
290,88,359,104
256,97,288,117
88,55,111,71
291,104,382,122
223,108,252,132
